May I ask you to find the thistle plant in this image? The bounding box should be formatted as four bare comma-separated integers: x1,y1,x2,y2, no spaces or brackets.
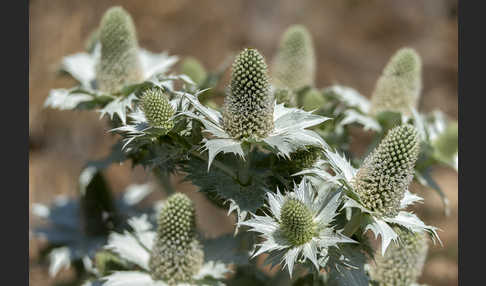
352,124,420,218
222,48,274,140
369,227,429,286
272,25,316,92
149,193,204,284
37,11,455,286
369,48,422,116
95,6,143,93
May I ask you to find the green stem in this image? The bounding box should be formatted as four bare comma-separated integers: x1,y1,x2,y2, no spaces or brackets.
343,211,363,237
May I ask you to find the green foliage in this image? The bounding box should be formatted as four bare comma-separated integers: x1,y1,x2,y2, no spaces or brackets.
95,6,143,93
222,48,274,140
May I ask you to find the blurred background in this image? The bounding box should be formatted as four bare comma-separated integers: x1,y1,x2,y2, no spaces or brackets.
29,0,458,285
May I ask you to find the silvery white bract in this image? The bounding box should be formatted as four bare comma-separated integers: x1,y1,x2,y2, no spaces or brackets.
44,44,178,124
109,92,190,151
31,182,154,277
180,91,330,170
295,149,440,255
239,178,355,277
101,215,229,286
324,85,381,132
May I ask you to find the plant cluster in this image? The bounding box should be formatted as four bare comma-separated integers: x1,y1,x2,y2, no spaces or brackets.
34,6,457,286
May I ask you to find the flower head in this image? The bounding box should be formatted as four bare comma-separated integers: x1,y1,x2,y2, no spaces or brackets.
300,88,326,111
102,210,228,286
369,227,429,286
95,6,143,93
370,48,422,116
239,179,354,276
272,25,316,91
181,57,207,86
140,88,175,131
352,124,420,218
149,193,204,285
222,48,274,140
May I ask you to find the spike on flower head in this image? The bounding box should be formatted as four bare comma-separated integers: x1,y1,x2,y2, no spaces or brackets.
222,48,274,140
95,6,143,93
149,193,204,285
272,25,316,91
370,227,429,286
370,47,422,116
180,57,207,86
281,198,317,246
352,124,420,217
140,88,175,131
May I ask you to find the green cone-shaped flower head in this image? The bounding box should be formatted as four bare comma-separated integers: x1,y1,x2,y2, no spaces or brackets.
370,48,422,116
272,25,316,91
95,6,143,93
140,88,175,131
274,87,296,106
370,227,429,286
280,198,317,246
222,48,274,140
181,57,207,86
149,193,204,285
353,124,420,217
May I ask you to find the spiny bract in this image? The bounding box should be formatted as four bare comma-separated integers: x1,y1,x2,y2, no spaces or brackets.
181,57,207,86
140,88,175,131
149,193,204,285
222,48,274,140
369,227,429,286
95,6,143,93
272,25,316,91
280,198,317,246
370,48,422,116
352,124,420,217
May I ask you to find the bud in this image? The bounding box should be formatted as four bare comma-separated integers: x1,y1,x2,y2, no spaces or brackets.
180,57,207,86
272,25,316,91
140,88,175,131
370,227,429,286
281,198,317,246
370,48,422,116
433,120,458,161
285,146,322,174
352,125,420,217
300,88,326,111
149,193,204,285
222,48,274,140
95,6,143,93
